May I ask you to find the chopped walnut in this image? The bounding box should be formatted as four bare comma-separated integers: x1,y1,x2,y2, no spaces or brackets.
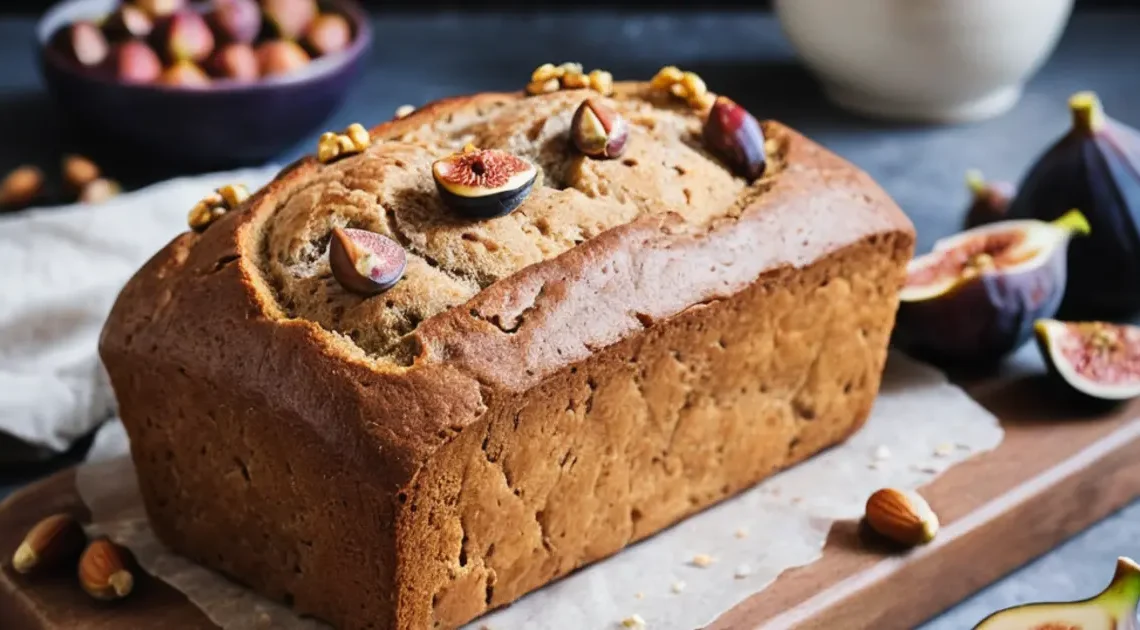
526,62,614,96
650,65,714,110
317,123,372,164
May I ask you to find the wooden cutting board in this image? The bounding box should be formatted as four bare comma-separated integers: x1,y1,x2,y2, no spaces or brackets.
3,373,1140,630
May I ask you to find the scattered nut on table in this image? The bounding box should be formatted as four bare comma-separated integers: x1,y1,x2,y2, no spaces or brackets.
11,512,87,575
78,537,135,601
864,487,939,547
0,165,44,210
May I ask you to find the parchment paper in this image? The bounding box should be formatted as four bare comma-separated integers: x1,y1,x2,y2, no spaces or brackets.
76,352,1003,630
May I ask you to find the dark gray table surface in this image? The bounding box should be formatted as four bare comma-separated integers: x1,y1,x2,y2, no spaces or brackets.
2,9,1140,629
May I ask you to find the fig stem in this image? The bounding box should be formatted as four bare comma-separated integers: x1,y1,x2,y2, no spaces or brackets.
1097,557,1140,618
1050,209,1091,236
1070,91,1106,134
965,169,987,196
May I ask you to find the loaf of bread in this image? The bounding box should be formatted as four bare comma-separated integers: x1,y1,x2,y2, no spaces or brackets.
99,70,914,630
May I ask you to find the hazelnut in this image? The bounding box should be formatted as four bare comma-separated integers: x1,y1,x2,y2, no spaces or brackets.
102,5,154,42
0,166,44,209
432,148,538,218
255,39,310,77
205,43,260,82
49,21,109,69
63,154,101,192
262,0,319,41
158,61,212,88
151,9,215,64
329,227,407,295
78,538,134,601
11,513,87,575
703,96,767,182
102,40,163,84
303,13,353,57
132,0,186,20
206,0,262,45
79,178,122,205
571,98,629,160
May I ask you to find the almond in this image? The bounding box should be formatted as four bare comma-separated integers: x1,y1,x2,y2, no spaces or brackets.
11,513,87,574
864,488,939,547
78,538,134,600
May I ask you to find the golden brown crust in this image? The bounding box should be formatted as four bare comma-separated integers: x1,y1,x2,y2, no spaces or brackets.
99,80,914,630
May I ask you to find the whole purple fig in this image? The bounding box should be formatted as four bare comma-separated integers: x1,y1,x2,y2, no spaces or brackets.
1007,92,1140,318
962,169,1015,230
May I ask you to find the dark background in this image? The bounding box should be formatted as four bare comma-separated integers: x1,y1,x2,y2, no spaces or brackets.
1,0,1136,13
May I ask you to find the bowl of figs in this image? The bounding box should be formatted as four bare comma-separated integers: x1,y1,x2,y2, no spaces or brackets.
37,0,371,168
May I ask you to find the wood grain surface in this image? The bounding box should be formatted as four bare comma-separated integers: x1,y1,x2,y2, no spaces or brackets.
2,373,1139,630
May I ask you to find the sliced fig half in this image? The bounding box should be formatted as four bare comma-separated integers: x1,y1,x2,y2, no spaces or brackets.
1035,318,1140,402
974,556,1140,630
894,210,1090,364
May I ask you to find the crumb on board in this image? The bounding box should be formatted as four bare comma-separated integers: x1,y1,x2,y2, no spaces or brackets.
867,462,881,470
671,580,686,594
734,564,752,579
734,527,748,539
635,591,644,599
690,553,715,568
622,613,647,628
933,443,955,457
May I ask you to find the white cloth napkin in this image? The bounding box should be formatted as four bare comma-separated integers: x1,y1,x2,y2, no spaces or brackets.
0,167,279,463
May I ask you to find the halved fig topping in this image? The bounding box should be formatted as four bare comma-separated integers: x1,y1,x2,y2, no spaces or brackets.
329,227,406,296
432,148,538,218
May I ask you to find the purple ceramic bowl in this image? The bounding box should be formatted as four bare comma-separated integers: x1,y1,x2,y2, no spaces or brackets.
37,0,371,168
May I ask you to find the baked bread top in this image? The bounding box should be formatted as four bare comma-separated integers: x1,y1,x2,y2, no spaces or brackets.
100,69,913,480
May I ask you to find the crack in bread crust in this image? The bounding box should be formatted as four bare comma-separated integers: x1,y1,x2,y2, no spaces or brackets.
259,85,777,364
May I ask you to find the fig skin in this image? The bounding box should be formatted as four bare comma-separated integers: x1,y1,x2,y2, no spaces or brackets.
1034,319,1140,405
102,5,154,42
963,169,1015,230
151,10,215,64
205,43,260,82
974,556,1140,630
255,39,310,77
102,41,163,85
49,21,110,70
207,0,262,45
1007,91,1140,318
893,212,1089,366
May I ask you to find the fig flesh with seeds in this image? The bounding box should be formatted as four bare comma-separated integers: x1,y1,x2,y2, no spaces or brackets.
974,556,1140,630
894,210,1090,365
1007,91,1140,318
432,148,537,219
1035,318,1140,403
